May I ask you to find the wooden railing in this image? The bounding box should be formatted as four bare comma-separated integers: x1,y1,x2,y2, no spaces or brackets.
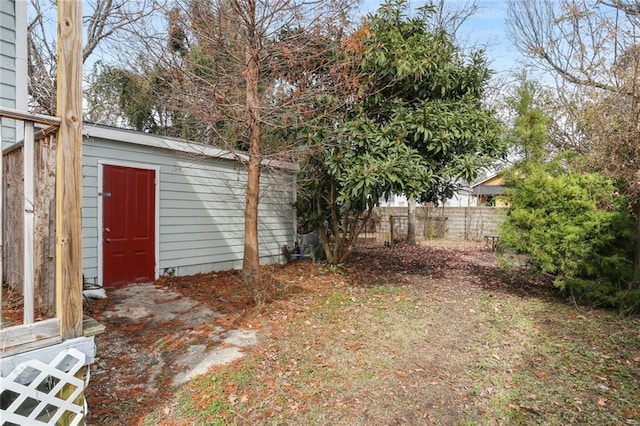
1,106,62,354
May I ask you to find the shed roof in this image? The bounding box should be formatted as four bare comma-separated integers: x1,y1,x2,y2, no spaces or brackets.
83,123,299,171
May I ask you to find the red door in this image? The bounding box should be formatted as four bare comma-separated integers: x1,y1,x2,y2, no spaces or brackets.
103,165,156,287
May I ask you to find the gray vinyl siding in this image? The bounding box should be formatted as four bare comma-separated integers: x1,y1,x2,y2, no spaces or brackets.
80,134,295,283
0,0,16,145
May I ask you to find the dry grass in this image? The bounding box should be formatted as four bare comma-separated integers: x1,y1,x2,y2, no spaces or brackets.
88,241,640,425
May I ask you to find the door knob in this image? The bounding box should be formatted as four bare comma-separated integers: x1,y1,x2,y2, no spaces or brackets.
106,238,111,243
105,227,110,233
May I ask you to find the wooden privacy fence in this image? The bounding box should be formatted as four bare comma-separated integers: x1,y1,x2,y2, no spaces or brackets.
1,107,61,352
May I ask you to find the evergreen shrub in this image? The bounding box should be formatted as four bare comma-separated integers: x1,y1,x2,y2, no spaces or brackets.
500,162,638,312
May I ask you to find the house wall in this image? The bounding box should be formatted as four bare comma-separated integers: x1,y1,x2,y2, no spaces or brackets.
3,127,296,291
0,0,17,145
482,175,506,186
0,0,27,147
477,195,509,208
472,173,508,207
378,190,478,208
378,193,408,207
444,188,477,207
81,133,296,284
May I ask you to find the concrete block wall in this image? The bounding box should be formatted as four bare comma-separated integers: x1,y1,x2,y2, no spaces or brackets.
444,206,504,240
373,206,505,241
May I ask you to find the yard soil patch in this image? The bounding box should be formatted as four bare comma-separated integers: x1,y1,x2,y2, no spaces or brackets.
86,241,640,425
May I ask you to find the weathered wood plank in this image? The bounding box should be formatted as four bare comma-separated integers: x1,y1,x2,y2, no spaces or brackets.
0,336,97,374
0,336,63,358
23,120,34,325
82,318,105,337
34,133,56,317
2,143,23,293
0,318,61,351
0,106,60,126
55,1,83,340
2,134,58,318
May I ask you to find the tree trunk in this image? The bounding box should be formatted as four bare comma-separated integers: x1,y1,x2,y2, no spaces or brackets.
241,1,261,285
406,197,417,244
321,208,374,265
634,208,640,285
243,154,261,284
317,227,335,264
322,177,340,264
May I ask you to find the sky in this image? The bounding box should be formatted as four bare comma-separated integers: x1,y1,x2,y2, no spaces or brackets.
358,0,521,77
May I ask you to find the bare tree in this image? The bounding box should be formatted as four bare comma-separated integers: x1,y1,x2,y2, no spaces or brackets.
507,0,640,279
27,0,162,114
123,0,358,284
506,0,640,92
431,0,478,40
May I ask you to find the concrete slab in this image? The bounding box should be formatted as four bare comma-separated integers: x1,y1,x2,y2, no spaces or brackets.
173,346,246,385
102,283,221,325
99,282,259,389
223,329,258,347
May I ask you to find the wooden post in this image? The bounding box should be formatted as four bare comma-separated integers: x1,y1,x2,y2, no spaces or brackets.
23,120,35,324
406,197,416,244
424,205,429,239
55,1,83,339
34,133,57,316
389,216,394,246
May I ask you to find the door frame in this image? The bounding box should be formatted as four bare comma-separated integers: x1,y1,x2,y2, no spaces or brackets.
97,160,160,286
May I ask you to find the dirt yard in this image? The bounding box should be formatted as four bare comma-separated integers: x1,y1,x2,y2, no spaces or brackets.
86,241,640,425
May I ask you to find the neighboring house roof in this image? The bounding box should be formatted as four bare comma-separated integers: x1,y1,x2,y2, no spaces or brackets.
471,185,504,196
471,171,506,197
472,172,505,187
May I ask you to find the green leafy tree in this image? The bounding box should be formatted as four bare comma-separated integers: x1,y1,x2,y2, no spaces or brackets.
506,79,550,164
296,116,433,264
359,0,504,243
296,0,505,261
86,60,202,139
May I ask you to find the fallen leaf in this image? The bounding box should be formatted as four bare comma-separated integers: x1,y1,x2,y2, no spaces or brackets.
228,394,238,405
533,370,547,379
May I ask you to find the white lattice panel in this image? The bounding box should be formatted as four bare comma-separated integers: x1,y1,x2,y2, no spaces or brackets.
1,348,87,425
